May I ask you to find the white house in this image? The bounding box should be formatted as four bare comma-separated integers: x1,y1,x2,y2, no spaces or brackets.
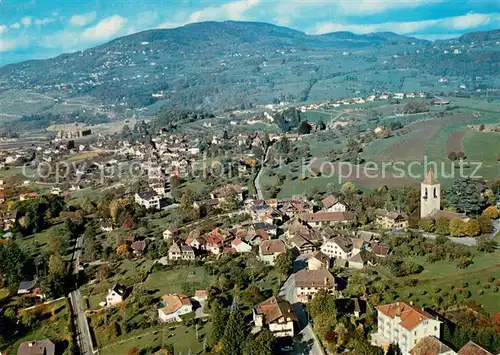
308,251,331,270
321,236,353,260
135,191,160,210
253,296,296,338
371,301,442,355
106,284,127,307
295,269,336,303
258,239,286,265
321,195,347,212
158,294,193,323
231,238,252,253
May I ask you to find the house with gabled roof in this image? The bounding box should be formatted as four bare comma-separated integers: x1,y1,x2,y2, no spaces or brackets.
253,296,297,338
258,239,286,265
158,294,193,323
321,195,347,212
371,301,441,355
375,209,409,230
409,336,455,355
456,341,493,355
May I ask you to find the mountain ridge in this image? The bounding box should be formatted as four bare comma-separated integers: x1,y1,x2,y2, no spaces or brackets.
0,21,498,117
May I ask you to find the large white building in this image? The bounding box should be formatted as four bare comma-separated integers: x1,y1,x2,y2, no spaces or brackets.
158,294,193,323
371,301,442,355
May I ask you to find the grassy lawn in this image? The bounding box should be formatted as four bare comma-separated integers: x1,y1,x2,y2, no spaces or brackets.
144,265,214,297
98,321,212,355
462,131,500,179
65,151,102,163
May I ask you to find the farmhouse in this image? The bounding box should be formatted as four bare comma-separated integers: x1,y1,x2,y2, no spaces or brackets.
253,296,297,338
295,269,336,303
321,195,347,212
106,283,127,307
158,294,193,323
258,239,286,265
375,209,409,230
135,191,160,210
300,211,355,228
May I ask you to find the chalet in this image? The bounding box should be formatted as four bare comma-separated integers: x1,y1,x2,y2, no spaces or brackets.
158,294,193,323
308,251,331,270
134,191,160,210
231,238,252,253
106,283,127,307
290,235,316,254
295,269,336,303
258,239,286,265
300,211,355,228
375,209,409,230
131,240,147,256
17,278,43,300
348,249,377,269
253,296,297,338
321,195,347,212
210,184,245,202
163,227,179,240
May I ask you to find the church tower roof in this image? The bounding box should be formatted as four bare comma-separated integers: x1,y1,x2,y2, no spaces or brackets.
422,169,438,185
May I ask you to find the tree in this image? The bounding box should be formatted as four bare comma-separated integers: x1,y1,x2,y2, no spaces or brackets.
318,120,327,131
48,254,65,277
242,329,276,355
341,181,357,195
449,218,467,237
446,178,486,216
477,215,493,234
435,217,450,235
222,308,246,354
67,140,75,150
211,300,229,343
298,121,312,135
464,219,481,237
116,244,130,257
476,237,496,253
0,241,30,289
482,206,499,219
418,218,435,232
275,253,293,276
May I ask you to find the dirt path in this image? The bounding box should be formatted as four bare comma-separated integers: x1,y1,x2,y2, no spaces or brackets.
446,130,466,154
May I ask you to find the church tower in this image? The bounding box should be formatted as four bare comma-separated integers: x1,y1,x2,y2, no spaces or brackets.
420,169,440,218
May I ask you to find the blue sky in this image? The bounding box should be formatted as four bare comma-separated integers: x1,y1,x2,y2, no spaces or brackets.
1,0,499,65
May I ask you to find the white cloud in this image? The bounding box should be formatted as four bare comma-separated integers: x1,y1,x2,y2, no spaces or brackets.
82,15,128,41
445,13,492,30
70,11,97,27
10,22,21,29
21,16,32,28
35,17,55,26
158,0,260,29
0,39,17,52
310,12,500,35
0,25,7,34
336,0,443,15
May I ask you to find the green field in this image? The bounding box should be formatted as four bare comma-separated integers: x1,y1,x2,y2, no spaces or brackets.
98,321,212,355
376,251,500,314
143,266,214,297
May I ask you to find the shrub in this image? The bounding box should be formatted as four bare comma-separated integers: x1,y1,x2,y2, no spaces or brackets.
483,283,491,289
477,290,484,296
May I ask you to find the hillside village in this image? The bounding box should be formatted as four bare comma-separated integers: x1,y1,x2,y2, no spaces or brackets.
0,87,499,355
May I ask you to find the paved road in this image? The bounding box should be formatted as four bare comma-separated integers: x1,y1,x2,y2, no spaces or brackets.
254,146,271,200
278,257,324,355
70,289,95,355
70,235,98,355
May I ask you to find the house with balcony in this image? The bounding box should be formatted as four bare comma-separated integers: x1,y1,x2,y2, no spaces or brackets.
253,296,296,338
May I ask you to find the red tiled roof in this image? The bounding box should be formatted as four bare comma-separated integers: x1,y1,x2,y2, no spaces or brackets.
457,341,493,355
376,302,435,331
